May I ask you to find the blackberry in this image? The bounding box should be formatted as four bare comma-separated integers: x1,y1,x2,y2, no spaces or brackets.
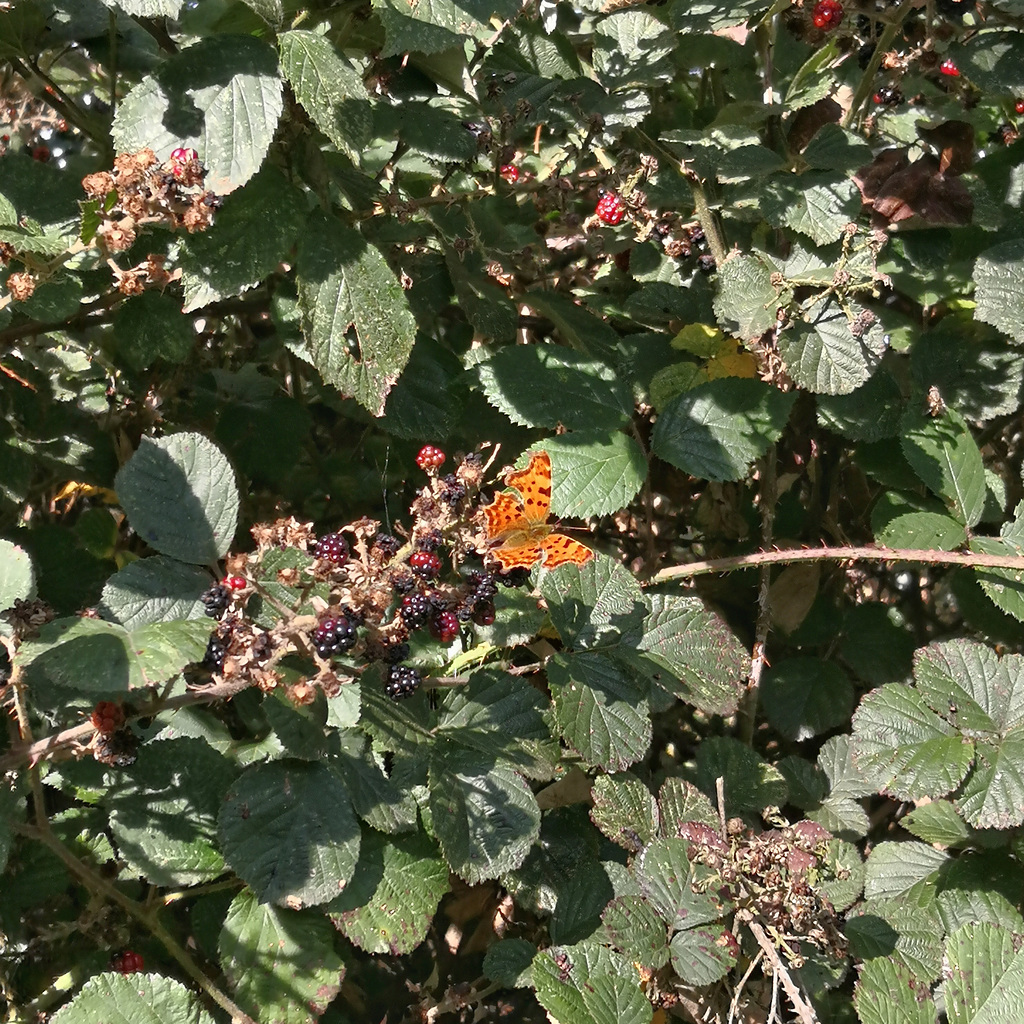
202,633,228,671
91,701,125,735
409,550,442,579
314,532,349,565
374,533,401,558
472,600,496,626
688,224,706,248
457,605,473,622
468,570,498,600
392,572,416,594
312,616,357,657
385,664,422,700
499,567,531,588
201,584,229,619
873,87,903,106
94,728,139,767
439,474,467,507
416,445,446,471
430,610,460,644
112,950,145,974
382,641,410,664
697,254,717,274
401,592,431,628
595,191,626,226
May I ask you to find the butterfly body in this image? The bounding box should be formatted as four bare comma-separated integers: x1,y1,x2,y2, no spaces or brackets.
482,451,593,571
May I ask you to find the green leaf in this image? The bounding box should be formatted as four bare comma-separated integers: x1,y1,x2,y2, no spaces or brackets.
802,123,874,172
99,556,210,630
847,897,945,982
548,651,651,772
328,828,448,954
590,773,659,851
851,684,974,801
761,658,854,741
219,760,361,907
669,925,737,986
974,237,1024,346
901,408,986,528
113,0,183,14
106,738,237,886
477,346,632,432
219,888,345,1024
902,800,969,848
279,30,371,162
639,593,746,715
115,433,239,564
875,510,966,550
864,841,948,901
712,254,779,342
785,39,842,109
49,973,216,1024
656,778,719,835
0,537,35,614
810,735,873,838
972,501,1024,622
854,958,938,1024
533,434,645,519
180,165,308,312
694,737,788,815
371,0,522,56
297,211,417,417
635,838,726,932
540,554,649,651
599,895,669,969
428,748,541,884
651,378,796,483
17,616,211,694
817,368,904,441
334,735,419,834
943,922,1024,1024
112,291,193,370
551,866,615,944
112,34,283,193
780,300,889,395
483,938,536,987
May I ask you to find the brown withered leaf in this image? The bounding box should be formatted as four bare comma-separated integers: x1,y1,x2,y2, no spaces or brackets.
855,152,973,228
918,120,975,175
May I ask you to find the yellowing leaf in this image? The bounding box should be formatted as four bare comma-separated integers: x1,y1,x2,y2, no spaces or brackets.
671,322,725,357
707,348,758,380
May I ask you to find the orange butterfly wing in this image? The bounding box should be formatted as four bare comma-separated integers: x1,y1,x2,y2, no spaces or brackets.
483,451,592,571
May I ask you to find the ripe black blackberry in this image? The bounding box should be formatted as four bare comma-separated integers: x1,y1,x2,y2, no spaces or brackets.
314,532,349,565
202,632,229,671
401,592,431,628
201,584,229,619
439,474,467,507
430,610,460,644
499,568,531,588
312,616,357,657
392,572,416,594
468,570,498,600
374,533,401,558
94,728,139,767
385,664,422,700
417,529,443,552
472,600,496,626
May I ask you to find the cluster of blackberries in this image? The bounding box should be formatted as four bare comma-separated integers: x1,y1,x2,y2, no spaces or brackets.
438,474,467,507
202,630,229,672
311,616,358,658
400,592,431,628
201,583,230,619
94,727,139,767
655,221,715,274
386,664,422,700
464,570,498,626
314,532,349,565
111,950,144,974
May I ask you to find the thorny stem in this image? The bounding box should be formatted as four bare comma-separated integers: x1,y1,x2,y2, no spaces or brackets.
649,544,1024,585
745,919,819,1024
13,821,255,1024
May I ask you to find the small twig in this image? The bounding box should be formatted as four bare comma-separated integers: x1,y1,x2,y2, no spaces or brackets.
728,948,765,1024
746,919,819,1024
648,543,1024,585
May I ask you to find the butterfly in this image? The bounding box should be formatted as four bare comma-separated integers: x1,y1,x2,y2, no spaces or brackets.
482,450,593,571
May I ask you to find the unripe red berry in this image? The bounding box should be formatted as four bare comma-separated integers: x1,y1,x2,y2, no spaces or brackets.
1015,100,1024,114
409,550,442,579
91,701,125,735
415,445,446,471
222,575,247,591
430,610,459,643
170,146,199,163
500,164,519,183
939,58,960,77
113,950,144,974
811,0,843,29
595,191,625,226
31,145,50,162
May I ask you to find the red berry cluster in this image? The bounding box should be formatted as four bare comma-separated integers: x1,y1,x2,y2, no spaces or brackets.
811,0,843,30
940,58,960,77
595,191,626,226
499,164,519,184
169,146,199,178
112,950,144,974
416,445,446,471
1016,100,1024,115
409,550,442,579
90,701,125,735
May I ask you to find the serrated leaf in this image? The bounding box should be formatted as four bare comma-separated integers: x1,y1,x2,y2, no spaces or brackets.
50,973,216,1024
852,684,974,801
279,30,371,162
477,346,632,431
219,760,360,907
112,35,283,193
669,924,736,986
864,841,948,901
17,616,211,694
712,255,779,342
590,773,659,851
639,592,746,715
943,922,1024,1024
847,897,945,982
974,238,1024,346
537,434,646,518
532,945,653,1024
328,828,447,954
694,737,788,815
656,778,719,836
876,510,966,550
651,378,796,483
901,408,986,528
761,658,854,741
540,554,649,651
334,736,419,834
113,0,183,14
483,938,536,987
551,866,615,944
971,501,1024,622
99,556,210,629
548,652,651,772
219,888,344,1024
762,173,859,245
115,433,239,565
181,165,308,312
810,735,873,838
297,211,416,417
0,537,34,613
635,838,726,932
428,748,541,884
903,800,969,847
854,958,938,1024
112,291,194,369
106,738,237,886
371,0,522,57
599,895,669,969
817,367,904,441
780,300,888,395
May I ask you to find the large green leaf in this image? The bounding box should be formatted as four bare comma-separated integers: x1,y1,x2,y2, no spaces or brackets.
599,895,670,969
651,378,796,483
762,172,860,246
974,236,1024,346
115,433,239,565
219,760,361,907
943,922,1024,1024
278,30,371,162
219,889,345,1024
99,556,210,630
712,254,779,341
635,838,726,932
669,924,737,986
50,974,216,1024
761,658,854,741
112,34,283,193
694,737,788,815
590,773,659,852
111,291,193,369
0,537,34,614
371,0,523,56
854,958,938,1024
540,433,647,518
296,212,417,416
